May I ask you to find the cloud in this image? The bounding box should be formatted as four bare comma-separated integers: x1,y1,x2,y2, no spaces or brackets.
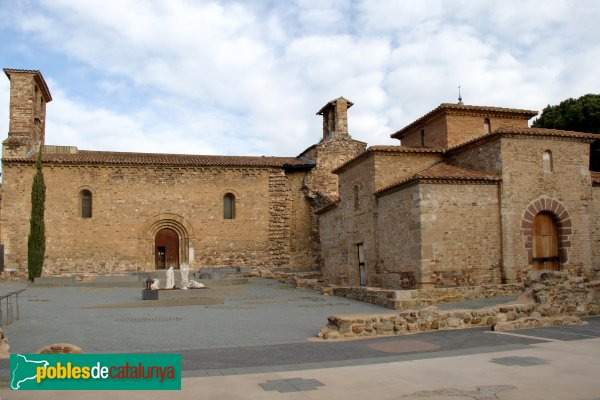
0,0,599,159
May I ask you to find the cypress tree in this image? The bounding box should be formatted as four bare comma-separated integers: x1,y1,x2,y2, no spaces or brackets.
27,146,46,281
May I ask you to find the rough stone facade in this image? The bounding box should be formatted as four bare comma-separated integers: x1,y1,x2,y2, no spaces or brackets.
320,102,599,289
318,274,599,339
0,70,361,276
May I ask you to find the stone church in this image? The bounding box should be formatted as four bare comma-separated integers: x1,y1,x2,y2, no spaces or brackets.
1,68,599,288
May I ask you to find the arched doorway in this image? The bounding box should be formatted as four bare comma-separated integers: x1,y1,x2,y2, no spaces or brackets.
155,228,179,269
532,212,559,272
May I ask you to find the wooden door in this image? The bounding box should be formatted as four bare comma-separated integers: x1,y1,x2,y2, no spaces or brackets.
357,243,367,286
532,212,559,271
155,228,179,269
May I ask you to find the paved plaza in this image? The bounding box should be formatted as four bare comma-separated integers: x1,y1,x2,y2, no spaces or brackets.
0,278,599,399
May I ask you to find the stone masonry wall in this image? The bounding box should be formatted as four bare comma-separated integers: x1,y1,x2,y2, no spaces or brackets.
319,151,442,287
376,184,421,288
330,283,523,310
301,137,366,200
401,113,447,148
448,137,502,174
319,275,597,339
592,186,600,276
372,152,443,191
419,183,502,287
445,114,528,148
498,136,595,282
1,162,313,275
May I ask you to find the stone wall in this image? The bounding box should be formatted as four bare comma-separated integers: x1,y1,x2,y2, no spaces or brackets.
399,112,529,149
330,283,523,310
592,186,600,276
448,137,502,174
319,274,598,339
445,114,528,148
376,185,421,288
401,113,447,148
300,137,366,200
498,136,595,282
1,162,315,274
319,151,442,287
419,183,502,287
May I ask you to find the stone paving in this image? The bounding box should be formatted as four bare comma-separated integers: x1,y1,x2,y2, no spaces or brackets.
0,278,388,354
1,278,600,398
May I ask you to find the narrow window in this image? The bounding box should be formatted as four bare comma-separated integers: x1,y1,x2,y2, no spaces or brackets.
420,129,425,147
353,185,360,210
543,150,553,172
223,193,235,219
81,190,92,218
357,243,366,286
484,118,491,134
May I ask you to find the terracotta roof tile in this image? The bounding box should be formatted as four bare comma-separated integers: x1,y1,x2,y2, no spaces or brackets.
315,198,340,215
375,163,501,196
447,126,599,153
4,149,315,169
332,145,444,174
391,103,538,139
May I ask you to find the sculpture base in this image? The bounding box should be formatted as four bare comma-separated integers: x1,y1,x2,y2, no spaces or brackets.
142,289,159,300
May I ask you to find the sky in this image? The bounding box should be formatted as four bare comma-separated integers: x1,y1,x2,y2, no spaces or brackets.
0,0,599,158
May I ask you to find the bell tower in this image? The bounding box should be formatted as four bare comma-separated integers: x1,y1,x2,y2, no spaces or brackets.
317,97,353,141
3,68,52,158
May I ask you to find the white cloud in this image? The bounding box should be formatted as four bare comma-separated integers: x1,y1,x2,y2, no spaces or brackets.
0,0,599,159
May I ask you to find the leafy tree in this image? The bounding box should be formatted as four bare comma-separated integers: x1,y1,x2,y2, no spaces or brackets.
27,146,46,281
532,94,600,171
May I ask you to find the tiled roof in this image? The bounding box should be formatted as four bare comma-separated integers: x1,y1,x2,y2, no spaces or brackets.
375,163,501,196
366,145,445,153
332,145,444,174
495,126,599,139
391,103,538,139
447,126,599,153
4,149,315,169
315,198,340,215
592,172,600,185
316,97,353,115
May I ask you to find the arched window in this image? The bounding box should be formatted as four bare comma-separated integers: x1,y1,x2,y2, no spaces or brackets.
543,150,553,172
81,190,92,218
420,129,425,147
484,118,491,134
353,185,360,210
223,193,235,219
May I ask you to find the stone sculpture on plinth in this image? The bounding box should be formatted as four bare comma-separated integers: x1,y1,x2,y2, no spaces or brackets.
180,262,190,290
165,266,175,289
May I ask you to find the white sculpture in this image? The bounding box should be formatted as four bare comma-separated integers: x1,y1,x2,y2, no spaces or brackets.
180,263,190,290
165,266,175,289
150,279,160,290
188,280,205,289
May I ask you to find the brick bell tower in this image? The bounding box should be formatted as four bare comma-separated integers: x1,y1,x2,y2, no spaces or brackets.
2,68,52,158
317,96,353,141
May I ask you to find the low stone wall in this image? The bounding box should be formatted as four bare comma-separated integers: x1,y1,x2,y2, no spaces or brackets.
328,283,524,310
318,274,599,340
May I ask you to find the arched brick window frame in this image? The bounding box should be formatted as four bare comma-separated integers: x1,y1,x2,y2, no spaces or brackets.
521,197,572,264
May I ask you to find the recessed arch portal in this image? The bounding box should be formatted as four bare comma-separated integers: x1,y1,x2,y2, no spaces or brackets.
521,197,572,273
141,213,194,271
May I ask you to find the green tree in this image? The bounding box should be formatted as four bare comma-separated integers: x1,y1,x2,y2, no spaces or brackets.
27,146,46,281
532,94,600,171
